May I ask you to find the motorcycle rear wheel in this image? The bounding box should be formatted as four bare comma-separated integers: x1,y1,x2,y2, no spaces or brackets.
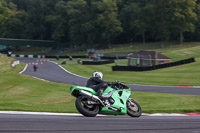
127,99,142,117
75,96,99,117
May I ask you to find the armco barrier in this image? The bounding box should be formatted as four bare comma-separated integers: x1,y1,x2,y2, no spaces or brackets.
82,60,114,65
29,55,87,59
112,58,195,71
72,55,87,58
101,56,127,59
7,54,125,59
45,55,69,58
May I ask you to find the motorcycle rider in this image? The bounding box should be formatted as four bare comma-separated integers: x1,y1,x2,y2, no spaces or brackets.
86,71,110,100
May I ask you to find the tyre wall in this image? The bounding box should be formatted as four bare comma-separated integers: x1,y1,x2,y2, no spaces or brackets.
82,60,114,65
112,58,195,71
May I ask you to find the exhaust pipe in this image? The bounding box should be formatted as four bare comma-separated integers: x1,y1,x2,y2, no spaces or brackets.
79,90,105,106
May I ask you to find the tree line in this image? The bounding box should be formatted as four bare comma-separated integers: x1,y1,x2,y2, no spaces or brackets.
0,0,200,49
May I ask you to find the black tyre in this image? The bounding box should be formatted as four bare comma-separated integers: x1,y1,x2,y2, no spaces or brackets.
75,96,99,117
127,99,142,117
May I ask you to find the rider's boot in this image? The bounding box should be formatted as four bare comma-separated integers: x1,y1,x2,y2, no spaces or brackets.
97,89,106,100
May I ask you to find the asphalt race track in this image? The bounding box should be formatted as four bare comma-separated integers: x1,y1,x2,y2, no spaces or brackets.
17,58,200,95
18,58,87,85
0,113,200,133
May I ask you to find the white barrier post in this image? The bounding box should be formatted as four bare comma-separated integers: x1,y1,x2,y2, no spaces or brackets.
11,54,16,57
28,55,33,58
19,55,24,58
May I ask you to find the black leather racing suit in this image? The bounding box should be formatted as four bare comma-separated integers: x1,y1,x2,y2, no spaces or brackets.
86,77,109,98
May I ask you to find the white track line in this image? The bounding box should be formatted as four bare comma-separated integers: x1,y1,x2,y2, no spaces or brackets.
0,111,104,117
0,111,198,117
19,64,28,74
51,61,89,79
0,111,82,116
0,111,200,117
142,113,188,116
31,76,50,82
193,86,200,88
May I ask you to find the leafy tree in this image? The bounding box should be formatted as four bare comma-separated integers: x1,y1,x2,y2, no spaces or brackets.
119,0,153,47
191,1,200,41
1,0,200,49
170,0,197,46
0,0,11,37
3,2,27,38
66,0,89,48
46,0,69,42
151,0,171,48
97,0,122,48
24,0,46,39
66,0,99,49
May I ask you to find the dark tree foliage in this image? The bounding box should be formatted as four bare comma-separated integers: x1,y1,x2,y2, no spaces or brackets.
1,0,199,48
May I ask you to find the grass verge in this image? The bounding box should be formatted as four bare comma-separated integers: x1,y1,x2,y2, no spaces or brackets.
61,44,200,86
0,54,200,113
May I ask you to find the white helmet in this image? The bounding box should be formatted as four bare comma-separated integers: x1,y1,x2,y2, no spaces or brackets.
93,71,103,80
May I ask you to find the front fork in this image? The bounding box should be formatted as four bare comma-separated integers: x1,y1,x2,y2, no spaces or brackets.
127,98,138,111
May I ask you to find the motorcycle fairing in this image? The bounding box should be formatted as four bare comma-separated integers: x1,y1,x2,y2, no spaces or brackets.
70,86,97,97
99,87,131,115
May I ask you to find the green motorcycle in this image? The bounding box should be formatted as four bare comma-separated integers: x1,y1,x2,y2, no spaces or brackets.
70,82,142,117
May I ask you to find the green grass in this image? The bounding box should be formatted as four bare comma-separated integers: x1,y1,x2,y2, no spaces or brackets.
61,62,200,86
61,44,200,86
133,92,200,113
0,54,77,113
0,51,200,113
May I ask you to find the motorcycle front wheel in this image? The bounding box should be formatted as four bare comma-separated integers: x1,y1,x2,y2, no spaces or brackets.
75,96,99,117
127,99,142,117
